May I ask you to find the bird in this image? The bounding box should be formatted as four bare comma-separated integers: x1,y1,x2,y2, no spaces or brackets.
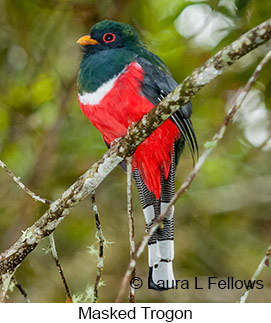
77,20,197,290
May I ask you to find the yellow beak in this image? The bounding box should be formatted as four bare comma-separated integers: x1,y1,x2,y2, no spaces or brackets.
77,35,99,46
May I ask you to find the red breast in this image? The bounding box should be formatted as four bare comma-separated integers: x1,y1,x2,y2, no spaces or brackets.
78,62,179,199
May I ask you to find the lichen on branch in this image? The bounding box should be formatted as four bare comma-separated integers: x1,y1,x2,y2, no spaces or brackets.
0,18,271,287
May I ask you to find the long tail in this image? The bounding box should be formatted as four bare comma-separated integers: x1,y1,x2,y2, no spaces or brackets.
134,143,181,290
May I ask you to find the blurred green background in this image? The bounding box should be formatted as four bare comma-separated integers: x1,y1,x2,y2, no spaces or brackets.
0,0,270,303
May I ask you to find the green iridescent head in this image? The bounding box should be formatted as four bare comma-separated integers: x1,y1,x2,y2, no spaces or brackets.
77,20,145,53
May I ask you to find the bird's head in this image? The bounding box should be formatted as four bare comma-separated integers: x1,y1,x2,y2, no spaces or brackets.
77,20,144,53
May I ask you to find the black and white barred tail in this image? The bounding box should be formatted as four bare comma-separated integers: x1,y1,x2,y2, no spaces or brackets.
134,143,182,290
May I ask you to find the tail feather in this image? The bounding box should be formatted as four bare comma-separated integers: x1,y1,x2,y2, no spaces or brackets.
134,145,177,290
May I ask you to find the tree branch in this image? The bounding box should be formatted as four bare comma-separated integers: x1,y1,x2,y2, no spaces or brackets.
239,246,271,303
11,276,30,303
126,157,136,303
0,160,51,205
91,192,105,303
1,18,271,286
49,234,72,302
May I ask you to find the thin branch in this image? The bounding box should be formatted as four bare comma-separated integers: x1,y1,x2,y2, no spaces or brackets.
115,48,271,302
126,157,136,303
49,233,72,302
0,273,12,302
11,276,30,303
1,19,271,285
0,160,51,205
91,192,105,302
239,246,271,303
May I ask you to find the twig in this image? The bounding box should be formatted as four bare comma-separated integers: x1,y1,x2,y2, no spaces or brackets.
126,157,136,303
115,49,271,302
91,192,104,302
0,160,51,205
1,19,271,285
0,273,13,302
11,276,30,303
49,233,72,302
239,246,271,303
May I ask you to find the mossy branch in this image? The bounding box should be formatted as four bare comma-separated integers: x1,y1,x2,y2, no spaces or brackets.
0,18,271,287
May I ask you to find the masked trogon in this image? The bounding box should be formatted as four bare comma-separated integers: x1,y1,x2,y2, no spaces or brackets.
77,20,197,290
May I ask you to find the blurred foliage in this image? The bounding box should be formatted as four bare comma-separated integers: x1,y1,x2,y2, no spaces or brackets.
0,0,270,303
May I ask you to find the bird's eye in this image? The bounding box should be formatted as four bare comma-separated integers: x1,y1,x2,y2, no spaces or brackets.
103,33,116,43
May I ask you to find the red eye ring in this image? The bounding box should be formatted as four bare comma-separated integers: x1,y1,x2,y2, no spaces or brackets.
103,33,116,43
